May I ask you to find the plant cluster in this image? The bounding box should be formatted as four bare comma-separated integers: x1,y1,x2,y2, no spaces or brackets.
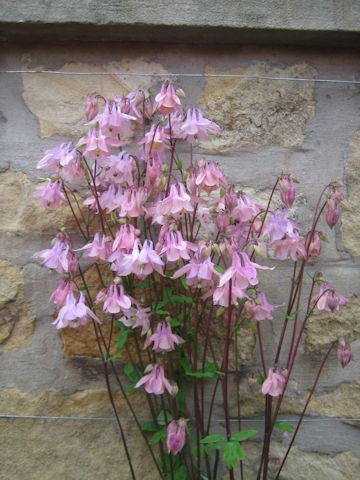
33,82,352,479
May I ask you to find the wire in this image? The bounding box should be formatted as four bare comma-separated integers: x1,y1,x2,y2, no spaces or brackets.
1,414,358,423
1,69,360,85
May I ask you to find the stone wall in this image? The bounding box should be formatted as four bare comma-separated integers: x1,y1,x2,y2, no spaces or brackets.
0,42,359,479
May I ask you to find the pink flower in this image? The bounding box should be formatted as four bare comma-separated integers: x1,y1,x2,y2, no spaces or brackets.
85,93,99,121
311,282,346,312
102,284,132,313
114,239,164,280
273,234,307,262
262,210,298,242
279,175,296,208
79,232,112,262
166,418,187,455
337,338,352,368
112,224,137,254
172,253,219,288
118,188,147,218
231,195,260,223
324,186,351,229
262,367,286,397
138,124,170,155
80,128,123,159
307,232,322,257
33,239,77,275
144,322,184,352
135,364,175,396
153,83,183,115
245,292,275,321
195,159,226,193
31,180,67,210
49,279,74,307
118,306,151,336
52,291,100,329
160,230,197,262
179,108,221,143
219,252,270,291
37,142,74,171
159,183,194,217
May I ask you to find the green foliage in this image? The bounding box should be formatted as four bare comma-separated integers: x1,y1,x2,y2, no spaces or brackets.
198,430,257,470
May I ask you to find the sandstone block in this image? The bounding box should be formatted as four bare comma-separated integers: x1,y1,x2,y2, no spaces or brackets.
0,259,34,350
199,63,316,152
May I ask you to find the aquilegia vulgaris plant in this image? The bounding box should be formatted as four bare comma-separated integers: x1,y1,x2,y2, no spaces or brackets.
32,82,352,479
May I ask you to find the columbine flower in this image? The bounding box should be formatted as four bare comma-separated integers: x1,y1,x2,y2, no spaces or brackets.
135,364,175,395
33,239,76,275
52,291,100,329
79,232,112,262
245,291,275,321
159,183,194,217
219,252,270,291
273,234,307,262
324,185,351,229
49,279,74,307
144,322,184,352
311,281,346,312
172,253,219,288
85,93,99,121
160,230,197,262
118,306,151,336
153,82,183,115
138,125,170,155
37,142,74,172
337,338,352,368
262,367,286,397
114,239,164,280
31,180,67,210
102,284,132,314
279,175,296,208
195,158,227,194
179,108,222,144
166,419,187,455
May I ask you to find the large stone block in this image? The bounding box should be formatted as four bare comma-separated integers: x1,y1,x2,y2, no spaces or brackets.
0,168,78,235
199,63,316,152
0,388,157,480
305,296,360,354
22,59,168,138
342,130,360,257
231,382,360,419
227,441,360,480
0,259,34,350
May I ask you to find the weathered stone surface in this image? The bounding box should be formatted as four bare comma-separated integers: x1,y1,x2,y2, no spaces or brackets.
231,382,360,419
343,130,360,257
228,441,360,480
305,296,360,354
60,265,147,362
199,64,316,152
0,168,78,235
22,59,168,138
0,259,34,350
201,316,256,370
0,388,156,480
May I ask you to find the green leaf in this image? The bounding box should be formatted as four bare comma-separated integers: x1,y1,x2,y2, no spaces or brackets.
170,294,193,305
141,420,156,432
200,434,225,445
179,356,191,374
180,276,189,290
149,428,167,445
165,465,187,480
107,353,122,361
154,309,171,316
231,430,257,442
214,265,224,274
223,441,244,470
78,285,93,291
124,363,140,383
116,329,128,351
157,409,172,426
275,421,292,433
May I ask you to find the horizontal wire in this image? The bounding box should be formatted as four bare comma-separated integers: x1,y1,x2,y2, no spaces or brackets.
0,414,358,423
1,69,360,84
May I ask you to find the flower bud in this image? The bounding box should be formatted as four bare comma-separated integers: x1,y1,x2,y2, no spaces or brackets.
85,93,99,121
166,418,187,455
279,175,295,208
247,372,258,392
337,339,352,368
307,232,322,257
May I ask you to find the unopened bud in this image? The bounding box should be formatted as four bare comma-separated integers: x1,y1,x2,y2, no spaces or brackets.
337,339,352,368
